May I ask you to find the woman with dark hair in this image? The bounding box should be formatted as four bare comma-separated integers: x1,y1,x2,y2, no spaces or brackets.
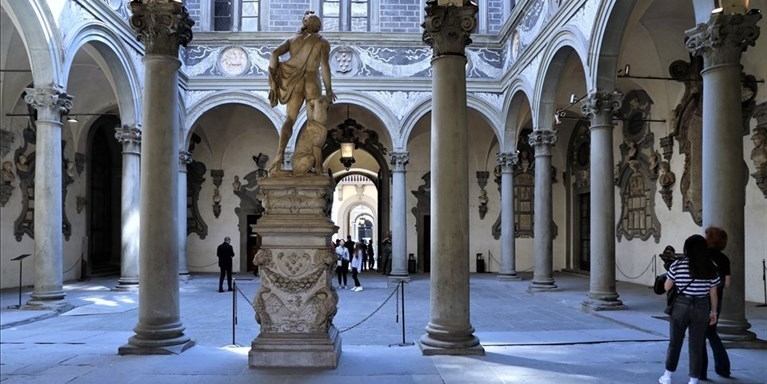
659,234,720,384
700,227,731,379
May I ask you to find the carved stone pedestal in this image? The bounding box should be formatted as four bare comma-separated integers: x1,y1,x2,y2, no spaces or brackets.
248,175,341,368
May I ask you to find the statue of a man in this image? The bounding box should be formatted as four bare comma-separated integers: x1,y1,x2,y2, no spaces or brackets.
268,11,336,173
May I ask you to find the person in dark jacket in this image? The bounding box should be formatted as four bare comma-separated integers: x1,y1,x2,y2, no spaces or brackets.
699,227,731,379
217,237,235,292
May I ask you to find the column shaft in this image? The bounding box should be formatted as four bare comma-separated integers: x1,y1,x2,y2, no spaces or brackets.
178,151,191,278
25,88,72,308
582,91,623,310
120,0,195,354
497,152,519,280
115,126,141,290
529,130,557,291
686,10,761,341
389,152,409,280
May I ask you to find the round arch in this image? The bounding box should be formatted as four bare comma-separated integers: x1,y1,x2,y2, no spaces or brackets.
1,0,64,88
61,23,143,129
335,196,378,238
533,30,588,130
590,0,637,92
184,90,282,146
502,80,534,152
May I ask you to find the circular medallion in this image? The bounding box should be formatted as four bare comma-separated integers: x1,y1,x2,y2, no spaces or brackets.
218,46,249,77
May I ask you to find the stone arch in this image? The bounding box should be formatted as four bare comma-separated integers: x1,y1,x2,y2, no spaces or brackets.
336,196,378,237
399,97,501,150
0,0,64,88
502,83,534,152
534,30,589,129
184,90,282,147
288,91,397,152
590,0,637,92
62,24,142,136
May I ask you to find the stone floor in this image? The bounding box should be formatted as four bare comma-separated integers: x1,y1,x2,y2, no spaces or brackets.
1,271,765,384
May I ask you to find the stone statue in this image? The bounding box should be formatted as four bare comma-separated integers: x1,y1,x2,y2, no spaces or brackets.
751,129,767,173
1,161,14,184
267,11,336,173
288,96,331,176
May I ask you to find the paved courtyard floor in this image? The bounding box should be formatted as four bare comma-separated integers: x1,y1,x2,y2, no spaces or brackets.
1,271,765,384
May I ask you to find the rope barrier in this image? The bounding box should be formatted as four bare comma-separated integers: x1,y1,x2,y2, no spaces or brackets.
63,257,80,274
232,278,402,335
616,254,656,280
187,261,218,269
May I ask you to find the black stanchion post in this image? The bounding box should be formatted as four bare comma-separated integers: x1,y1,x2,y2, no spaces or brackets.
8,254,31,309
232,278,237,345
389,280,414,347
758,259,767,308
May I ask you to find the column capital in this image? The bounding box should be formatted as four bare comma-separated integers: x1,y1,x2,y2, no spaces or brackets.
179,150,193,167
685,11,761,68
582,90,623,127
129,0,195,57
115,125,142,153
528,130,557,156
496,151,518,173
390,151,409,171
422,1,478,58
24,87,73,120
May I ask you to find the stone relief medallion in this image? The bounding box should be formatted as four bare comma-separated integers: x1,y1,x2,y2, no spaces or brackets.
330,46,360,76
511,30,521,62
217,46,250,77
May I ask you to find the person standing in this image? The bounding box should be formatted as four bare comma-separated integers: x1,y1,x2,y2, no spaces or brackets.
381,231,392,275
700,227,732,379
334,239,350,289
659,234,720,384
367,239,375,271
217,236,235,293
350,243,364,291
360,241,368,271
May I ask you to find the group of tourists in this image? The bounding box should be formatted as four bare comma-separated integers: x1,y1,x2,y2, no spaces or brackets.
333,235,381,291
656,226,732,384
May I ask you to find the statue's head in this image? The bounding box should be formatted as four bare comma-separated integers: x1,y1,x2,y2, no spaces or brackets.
301,11,322,33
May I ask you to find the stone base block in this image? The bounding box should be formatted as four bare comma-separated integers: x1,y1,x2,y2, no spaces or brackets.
249,326,342,368
581,299,625,311
496,273,521,281
118,339,196,355
419,334,485,356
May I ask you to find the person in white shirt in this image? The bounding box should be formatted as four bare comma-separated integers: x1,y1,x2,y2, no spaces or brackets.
350,243,364,291
334,239,350,289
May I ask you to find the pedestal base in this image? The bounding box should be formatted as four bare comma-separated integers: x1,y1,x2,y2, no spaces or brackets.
497,273,521,281
118,338,196,355
419,334,485,356
582,298,625,311
528,281,559,292
248,175,342,369
249,325,342,368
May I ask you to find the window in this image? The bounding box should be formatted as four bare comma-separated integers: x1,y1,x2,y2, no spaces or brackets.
213,0,261,31
320,0,369,32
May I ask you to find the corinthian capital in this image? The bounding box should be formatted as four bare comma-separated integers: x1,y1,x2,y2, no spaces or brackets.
582,90,623,126
496,151,518,172
115,125,142,153
390,151,409,171
129,0,195,57
24,88,73,120
685,11,761,68
179,150,193,166
528,130,557,155
422,0,478,58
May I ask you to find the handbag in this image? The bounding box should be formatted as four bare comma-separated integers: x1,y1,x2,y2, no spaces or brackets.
664,279,694,315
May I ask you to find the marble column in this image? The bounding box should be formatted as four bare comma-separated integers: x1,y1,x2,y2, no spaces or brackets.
178,150,192,279
686,10,761,341
496,151,520,281
528,129,558,291
388,151,410,282
420,0,483,356
24,87,73,309
119,0,195,355
114,125,141,291
581,90,624,310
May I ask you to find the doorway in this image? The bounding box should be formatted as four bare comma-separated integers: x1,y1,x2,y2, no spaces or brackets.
87,116,122,276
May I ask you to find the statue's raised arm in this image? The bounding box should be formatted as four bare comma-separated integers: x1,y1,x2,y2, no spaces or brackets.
267,11,335,175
